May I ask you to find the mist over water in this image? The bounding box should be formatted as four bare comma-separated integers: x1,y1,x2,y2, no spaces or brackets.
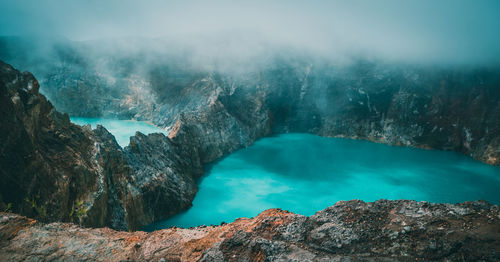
145,133,500,230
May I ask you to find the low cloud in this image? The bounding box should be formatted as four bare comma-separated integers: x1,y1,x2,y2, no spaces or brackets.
1,0,500,65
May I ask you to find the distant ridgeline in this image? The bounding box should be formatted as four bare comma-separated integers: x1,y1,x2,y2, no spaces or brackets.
1,37,498,165
0,36,500,231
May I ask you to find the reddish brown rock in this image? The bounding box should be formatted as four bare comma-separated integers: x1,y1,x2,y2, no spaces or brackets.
1,200,498,261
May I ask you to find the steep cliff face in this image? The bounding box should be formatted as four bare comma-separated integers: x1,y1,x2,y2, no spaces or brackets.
0,59,114,226
0,61,204,230
2,38,498,165
124,132,203,228
266,63,500,165
1,200,498,261
140,62,500,166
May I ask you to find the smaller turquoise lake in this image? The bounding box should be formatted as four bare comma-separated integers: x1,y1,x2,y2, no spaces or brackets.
70,117,167,147
146,133,500,230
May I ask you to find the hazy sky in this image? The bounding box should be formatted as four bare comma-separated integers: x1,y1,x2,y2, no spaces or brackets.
1,0,500,64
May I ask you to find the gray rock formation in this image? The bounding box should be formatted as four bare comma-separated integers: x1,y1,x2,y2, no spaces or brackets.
2,38,497,165
1,200,498,261
144,62,500,165
0,60,203,230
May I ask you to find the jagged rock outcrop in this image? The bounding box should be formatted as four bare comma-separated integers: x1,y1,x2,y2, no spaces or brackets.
0,60,203,230
136,62,500,167
2,37,498,165
0,59,123,227
124,132,203,228
1,200,498,261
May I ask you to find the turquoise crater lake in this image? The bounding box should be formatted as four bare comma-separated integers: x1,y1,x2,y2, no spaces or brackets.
146,133,500,230
68,118,500,230
70,117,167,147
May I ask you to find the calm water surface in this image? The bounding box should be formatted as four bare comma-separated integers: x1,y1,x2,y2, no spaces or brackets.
70,117,167,147
146,133,500,230
69,119,500,230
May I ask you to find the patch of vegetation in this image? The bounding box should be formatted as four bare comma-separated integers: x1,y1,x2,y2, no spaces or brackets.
24,196,47,218
69,200,87,222
3,202,13,212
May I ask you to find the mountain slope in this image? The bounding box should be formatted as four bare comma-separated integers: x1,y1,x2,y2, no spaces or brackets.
0,60,204,230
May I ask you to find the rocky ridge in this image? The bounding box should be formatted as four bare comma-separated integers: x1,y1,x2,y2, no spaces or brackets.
0,60,204,230
1,200,499,261
148,63,500,166
1,38,498,165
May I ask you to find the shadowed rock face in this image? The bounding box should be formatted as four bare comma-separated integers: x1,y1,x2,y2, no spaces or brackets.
0,59,120,227
1,200,498,261
0,60,204,230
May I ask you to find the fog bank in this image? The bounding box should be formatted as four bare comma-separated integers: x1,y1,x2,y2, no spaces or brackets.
1,0,500,65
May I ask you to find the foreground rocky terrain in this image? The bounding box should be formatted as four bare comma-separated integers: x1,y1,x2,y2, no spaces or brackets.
1,200,499,261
